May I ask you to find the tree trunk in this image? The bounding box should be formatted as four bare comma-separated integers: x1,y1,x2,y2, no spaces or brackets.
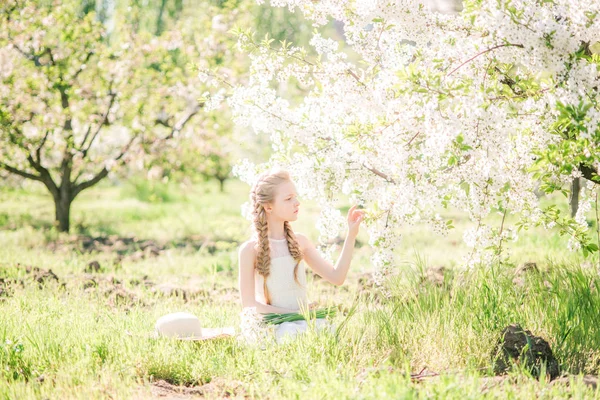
54,194,72,232
570,177,581,217
218,178,225,193
156,0,167,35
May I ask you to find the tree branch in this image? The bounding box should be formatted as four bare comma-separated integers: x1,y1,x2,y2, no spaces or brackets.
81,90,117,156
71,51,95,80
580,163,600,183
72,135,137,198
35,130,50,164
162,104,202,141
8,40,53,67
362,163,396,184
446,43,524,77
79,125,92,152
0,162,43,181
26,154,58,195
405,131,421,148
73,168,109,199
346,69,367,88
250,102,298,127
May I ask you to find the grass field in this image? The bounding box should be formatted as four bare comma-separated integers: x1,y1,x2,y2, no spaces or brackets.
1,178,599,399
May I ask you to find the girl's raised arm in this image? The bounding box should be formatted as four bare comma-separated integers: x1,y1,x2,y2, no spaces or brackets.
297,205,365,286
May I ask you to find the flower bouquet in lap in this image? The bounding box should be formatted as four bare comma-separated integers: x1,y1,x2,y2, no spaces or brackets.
261,302,337,325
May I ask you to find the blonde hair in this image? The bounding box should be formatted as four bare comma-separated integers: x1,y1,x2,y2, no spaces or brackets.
250,169,304,305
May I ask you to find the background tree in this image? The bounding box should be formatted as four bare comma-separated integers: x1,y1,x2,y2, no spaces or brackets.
88,0,326,195
0,0,247,231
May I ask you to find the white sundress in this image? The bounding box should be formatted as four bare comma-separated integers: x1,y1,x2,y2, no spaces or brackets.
247,237,336,344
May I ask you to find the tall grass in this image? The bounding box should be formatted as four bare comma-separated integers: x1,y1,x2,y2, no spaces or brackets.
0,180,599,398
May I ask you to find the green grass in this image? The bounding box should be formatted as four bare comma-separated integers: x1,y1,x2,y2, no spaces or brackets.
0,178,599,398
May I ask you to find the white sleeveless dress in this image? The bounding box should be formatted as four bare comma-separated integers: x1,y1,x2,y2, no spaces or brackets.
251,238,335,344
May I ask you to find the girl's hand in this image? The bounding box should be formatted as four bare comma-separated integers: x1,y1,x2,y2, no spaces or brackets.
347,205,365,239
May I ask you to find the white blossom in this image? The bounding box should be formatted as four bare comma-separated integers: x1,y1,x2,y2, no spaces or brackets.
229,0,600,281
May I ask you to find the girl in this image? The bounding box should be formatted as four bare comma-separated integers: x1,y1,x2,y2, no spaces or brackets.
238,169,365,343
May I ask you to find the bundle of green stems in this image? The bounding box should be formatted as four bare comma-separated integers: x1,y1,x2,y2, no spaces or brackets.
260,306,337,325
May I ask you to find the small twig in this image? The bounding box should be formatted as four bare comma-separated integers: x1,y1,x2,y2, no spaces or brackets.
362,163,396,184
346,69,367,88
375,115,401,135
466,199,487,267
35,130,50,164
595,189,600,271
446,43,524,78
405,131,421,148
81,89,117,156
496,208,508,264
488,87,550,102
251,102,299,127
411,367,439,381
161,104,202,141
410,366,491,382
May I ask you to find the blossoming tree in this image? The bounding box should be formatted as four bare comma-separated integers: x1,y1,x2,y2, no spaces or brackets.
229,0,600,283
0,0,241,232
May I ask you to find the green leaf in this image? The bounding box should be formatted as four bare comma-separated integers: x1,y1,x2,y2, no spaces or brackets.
460,181,470,196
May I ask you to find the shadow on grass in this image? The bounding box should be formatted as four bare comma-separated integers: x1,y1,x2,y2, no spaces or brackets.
0,212,55,232
0,212,121,237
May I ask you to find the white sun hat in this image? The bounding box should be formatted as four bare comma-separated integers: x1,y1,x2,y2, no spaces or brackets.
154,312,235,341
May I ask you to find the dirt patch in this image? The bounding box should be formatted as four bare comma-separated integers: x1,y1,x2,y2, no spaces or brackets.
0,264,66,296
12,264,64,290
129,275,155,288
512,262,540,287
21,265,60,288
104,285,142,309
515,261,538,274
492,324,560,380
46,235,239,263
0,277,20,299
151,283,209,302
357,272,374,292
423,266,449,287
85,260,102,273
401,369,513,393
149,378,247,398
479,375,511,392
76,273,237,306
76,274,145,309
551,374,598,389
151,280,238,305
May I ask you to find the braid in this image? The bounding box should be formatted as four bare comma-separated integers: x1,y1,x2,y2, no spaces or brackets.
252,190,272,304
284,221,305,287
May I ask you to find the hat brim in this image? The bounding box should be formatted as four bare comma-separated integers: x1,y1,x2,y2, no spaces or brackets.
177,327,237,341
152,326,236,341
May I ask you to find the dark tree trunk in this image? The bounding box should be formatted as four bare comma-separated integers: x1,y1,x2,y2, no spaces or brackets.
156,0,167,35
575,164,600,218
54,194,72,232
570,177,581,217
218,178,225,193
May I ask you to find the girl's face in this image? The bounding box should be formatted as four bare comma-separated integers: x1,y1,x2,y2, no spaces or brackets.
266,180,300,222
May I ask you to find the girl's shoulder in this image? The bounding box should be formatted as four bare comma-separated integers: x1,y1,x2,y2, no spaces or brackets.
239,239,257,259
294,232,309,252
241,238,257,249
